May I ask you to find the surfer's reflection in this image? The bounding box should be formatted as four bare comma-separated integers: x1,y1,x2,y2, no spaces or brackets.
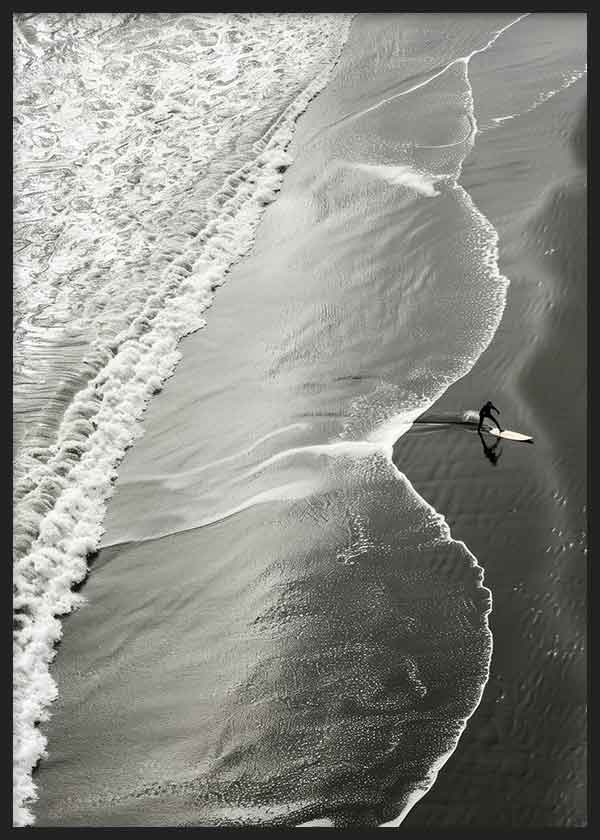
478,430,503,466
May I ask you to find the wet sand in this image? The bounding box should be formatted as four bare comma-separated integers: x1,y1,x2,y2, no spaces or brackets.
398,83,587,827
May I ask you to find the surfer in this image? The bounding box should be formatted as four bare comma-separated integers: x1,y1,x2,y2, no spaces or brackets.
478,400,502,433
478,430,502,465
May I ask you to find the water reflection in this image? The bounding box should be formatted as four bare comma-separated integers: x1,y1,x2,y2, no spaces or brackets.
408,417,506,466
478,429,503,466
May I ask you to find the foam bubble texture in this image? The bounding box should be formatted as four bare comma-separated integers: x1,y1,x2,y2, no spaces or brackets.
13,12,353,826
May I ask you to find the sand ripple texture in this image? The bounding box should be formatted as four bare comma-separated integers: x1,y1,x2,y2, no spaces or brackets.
13,12,352,826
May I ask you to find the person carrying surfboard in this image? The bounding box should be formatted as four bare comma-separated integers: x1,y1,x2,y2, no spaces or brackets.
478,400,502,433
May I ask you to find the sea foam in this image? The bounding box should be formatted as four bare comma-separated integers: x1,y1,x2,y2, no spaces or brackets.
13,13,353,826
353,162,441,196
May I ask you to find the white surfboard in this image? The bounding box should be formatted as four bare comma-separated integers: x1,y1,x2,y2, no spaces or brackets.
486,426,534,443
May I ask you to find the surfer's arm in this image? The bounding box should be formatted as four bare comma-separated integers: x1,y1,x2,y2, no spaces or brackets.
490,404,500,414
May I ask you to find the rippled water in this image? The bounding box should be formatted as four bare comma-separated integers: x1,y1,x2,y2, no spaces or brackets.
13,11,586,829
13,13,349,460
13,12,352,824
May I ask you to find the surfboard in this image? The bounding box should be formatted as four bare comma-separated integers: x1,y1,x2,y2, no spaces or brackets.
486,426,534,443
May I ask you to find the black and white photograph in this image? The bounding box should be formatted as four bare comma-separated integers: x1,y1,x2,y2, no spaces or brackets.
13,9,588,828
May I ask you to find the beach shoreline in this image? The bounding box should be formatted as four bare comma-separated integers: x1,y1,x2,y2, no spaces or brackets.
23,14,586,828
396,85,586,827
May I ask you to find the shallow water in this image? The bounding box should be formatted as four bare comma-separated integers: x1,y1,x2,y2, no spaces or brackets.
14,12,586,827
13,12,353,824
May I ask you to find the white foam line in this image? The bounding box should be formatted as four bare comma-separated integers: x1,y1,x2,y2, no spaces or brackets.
238,440,383,480
297,818,335,827
124,422,311,485
414,125,472,149
352,162,442,197
102,440,388,549
184,479,318,530
13,17,355,827
364,17,519,461
488,64,587,129
12,14,520,826
371,19,532,831
463,14,530,64
100,447,494,828
491,114,519,124
126,13,514,827
101,478,320,549
377,459,493,828
175,422,312,479
286,19,523,827
318,14,530,135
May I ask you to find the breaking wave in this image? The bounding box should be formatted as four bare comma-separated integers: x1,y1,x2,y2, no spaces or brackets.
13,12,353,826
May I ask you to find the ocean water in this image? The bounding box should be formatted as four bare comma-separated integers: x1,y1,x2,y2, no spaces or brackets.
13,12,586,827
13,12,352,824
